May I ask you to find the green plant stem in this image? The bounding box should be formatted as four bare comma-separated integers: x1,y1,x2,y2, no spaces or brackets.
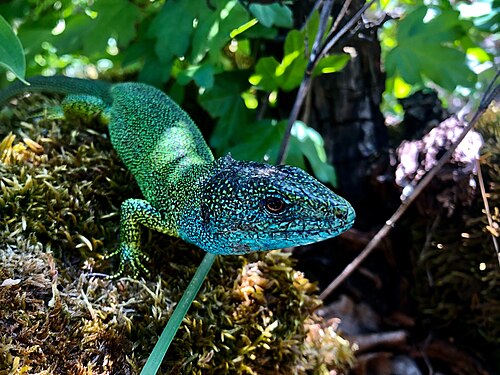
140,252,217,375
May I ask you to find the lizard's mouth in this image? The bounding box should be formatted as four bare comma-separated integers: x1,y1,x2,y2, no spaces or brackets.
214,220,353,236
214,208,355,251
215,206,356,236
208,201,355,256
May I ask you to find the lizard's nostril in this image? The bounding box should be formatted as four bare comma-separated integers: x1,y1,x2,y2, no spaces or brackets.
334,209,346,220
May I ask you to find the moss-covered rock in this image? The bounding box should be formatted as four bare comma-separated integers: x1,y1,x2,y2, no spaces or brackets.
0,94,355,374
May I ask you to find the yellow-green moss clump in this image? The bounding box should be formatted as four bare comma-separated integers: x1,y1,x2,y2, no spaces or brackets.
0,94,355,374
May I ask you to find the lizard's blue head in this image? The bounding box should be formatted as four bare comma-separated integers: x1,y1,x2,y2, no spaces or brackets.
179,155,355,255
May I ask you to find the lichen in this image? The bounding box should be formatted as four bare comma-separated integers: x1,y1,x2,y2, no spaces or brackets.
0,94,355,374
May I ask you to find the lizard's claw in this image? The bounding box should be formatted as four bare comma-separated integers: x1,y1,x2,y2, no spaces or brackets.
104,243,150,279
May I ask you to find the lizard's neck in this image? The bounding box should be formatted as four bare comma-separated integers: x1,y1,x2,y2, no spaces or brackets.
138,159,214,238
175,156,230,250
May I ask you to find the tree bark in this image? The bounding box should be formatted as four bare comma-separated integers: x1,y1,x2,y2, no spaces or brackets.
294,0,390,228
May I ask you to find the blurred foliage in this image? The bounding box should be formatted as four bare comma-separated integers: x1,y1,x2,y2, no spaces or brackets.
0,0,496,185
379,0,497,116
0,0,342,186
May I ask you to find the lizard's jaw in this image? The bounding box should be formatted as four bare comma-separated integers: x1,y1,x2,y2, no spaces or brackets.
205,200,355,255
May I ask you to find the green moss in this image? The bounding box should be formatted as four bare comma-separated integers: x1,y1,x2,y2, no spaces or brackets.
0,94,355,374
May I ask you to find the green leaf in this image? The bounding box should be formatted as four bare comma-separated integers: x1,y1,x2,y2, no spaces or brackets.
396,6,428,41
122,39,152,67
177,64,215,89
191,0,249,64
168,81,185,104
313,54,350,76
227,119,337,186
424,10,467,42
52,14,93,55
199,72,249,116
248,3,293,28
17,17,58,59
148,0,200,63
84,0,140,54
289,121,337,186
283,29,304,56
305,10,320,50
0,2,28,21
0,15,26,83
251,11,343,93
237,22,278,39
199,72,253,152
420,46,475,90
305,9,332,52
467,47,491,63
251,57,281,91
209,99,253,152
149,0,247,67
227,119,283,162
392,75,412,98
386,6,476,91
279,53,307,91
390,43,475,90
138,54,172,86
230,18,258,38
397,8,467,53
251,29,308,92
386,46,421,84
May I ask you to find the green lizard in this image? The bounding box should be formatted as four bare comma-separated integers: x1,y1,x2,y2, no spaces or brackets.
0,76,355,276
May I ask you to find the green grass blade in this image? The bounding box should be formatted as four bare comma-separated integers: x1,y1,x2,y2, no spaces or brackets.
140,252,217,375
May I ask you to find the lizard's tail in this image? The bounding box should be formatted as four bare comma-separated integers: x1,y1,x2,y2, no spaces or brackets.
0,76,112,105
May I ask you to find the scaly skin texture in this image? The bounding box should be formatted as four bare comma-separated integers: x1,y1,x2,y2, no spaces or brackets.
0,76,355,276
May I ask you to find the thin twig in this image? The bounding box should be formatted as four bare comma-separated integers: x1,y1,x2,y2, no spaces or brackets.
277,0,375,164
476,158,500,266
302,89,312,124
313,0,375,71
351,330,407,352
319,73,500,300
277,0,333,164
309,0,334,66
326,0,353,42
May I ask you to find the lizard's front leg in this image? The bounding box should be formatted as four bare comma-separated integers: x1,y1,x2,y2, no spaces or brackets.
107,198,176,277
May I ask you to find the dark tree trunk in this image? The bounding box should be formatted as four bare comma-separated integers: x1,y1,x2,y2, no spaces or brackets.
294,0,392,229
290,1,402,304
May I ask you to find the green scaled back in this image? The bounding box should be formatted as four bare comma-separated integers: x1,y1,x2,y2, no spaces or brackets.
107,83,214,203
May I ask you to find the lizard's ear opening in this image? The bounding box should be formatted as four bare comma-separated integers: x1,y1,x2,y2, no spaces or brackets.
200,202,210,226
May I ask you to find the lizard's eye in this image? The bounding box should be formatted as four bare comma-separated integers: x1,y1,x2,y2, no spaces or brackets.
262,196,287,214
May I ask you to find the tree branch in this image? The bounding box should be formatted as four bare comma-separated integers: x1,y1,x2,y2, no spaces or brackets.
277,0,376,164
